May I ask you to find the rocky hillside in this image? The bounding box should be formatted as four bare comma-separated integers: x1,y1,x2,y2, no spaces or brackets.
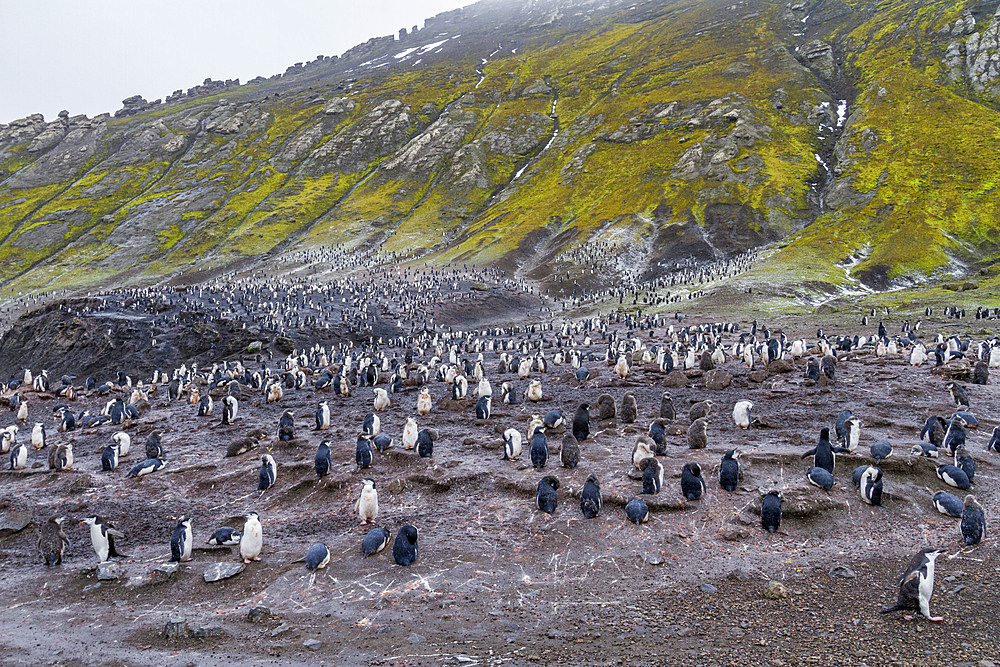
1,0,998,302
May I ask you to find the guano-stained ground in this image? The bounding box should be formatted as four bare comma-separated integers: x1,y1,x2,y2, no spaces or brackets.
0,295,997,667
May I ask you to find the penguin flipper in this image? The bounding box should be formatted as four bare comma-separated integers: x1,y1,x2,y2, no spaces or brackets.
899,569,922,602
801,447,817,459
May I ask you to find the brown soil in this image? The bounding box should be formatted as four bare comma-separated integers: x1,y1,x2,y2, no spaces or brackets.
0,298,998,666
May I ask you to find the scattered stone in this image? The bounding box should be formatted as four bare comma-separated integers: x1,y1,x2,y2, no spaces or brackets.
248,606,272,623
192,625,225,638
720,527,749,541
303,639,322,651
387,479,406,494
829,565,856,579
749,369,769,383
642,552,664,566
97,561,122,581
700,584,718,594
763,580,789,600
164,617,189,639
83,583,102,593
70,474,92,492
203,562,245,583
153,562,178,580
727,568,751,582
271,623,291,637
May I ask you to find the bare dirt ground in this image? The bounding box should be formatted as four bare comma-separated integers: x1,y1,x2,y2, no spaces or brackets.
0,292,998,666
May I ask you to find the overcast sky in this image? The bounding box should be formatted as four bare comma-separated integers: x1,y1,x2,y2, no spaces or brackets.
0,0,470,124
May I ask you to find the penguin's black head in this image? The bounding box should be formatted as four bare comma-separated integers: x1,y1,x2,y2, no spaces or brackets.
541,475,560,490
586,473,600,486
401,524,418,544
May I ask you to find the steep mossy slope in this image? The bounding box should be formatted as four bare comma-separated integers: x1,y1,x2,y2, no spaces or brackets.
0,0,997,300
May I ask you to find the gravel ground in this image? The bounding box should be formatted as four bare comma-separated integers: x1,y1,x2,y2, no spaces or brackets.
0,293,997,666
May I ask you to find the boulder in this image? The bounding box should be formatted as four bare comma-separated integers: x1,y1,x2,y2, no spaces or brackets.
942,280,978,291
763,580,789,600
152,562,178,582
766,359,794,374
930,359,972,381
204,562,245,583
248,606,272,623
521,79,552,96
664,371,689,388
703,369,732,390
829,565,856,579
97,561,122,580
192,625,226,638
164,617,189,638
0,511,33,535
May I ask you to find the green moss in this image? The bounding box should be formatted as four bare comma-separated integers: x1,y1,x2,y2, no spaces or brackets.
0,0,998,300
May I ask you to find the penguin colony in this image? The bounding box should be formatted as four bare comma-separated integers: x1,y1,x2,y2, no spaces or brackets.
1,284,997,630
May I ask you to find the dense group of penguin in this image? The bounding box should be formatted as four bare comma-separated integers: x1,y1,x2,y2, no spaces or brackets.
4,295,999,626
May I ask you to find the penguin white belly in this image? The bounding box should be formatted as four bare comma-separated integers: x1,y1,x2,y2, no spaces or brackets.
918,565,935,618
240,522,262,560
358,490,378,523
90,525,109,562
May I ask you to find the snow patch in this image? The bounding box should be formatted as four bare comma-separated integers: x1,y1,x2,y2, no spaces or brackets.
418,39,450,54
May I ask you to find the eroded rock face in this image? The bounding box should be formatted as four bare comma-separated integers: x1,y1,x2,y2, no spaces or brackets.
303,99,420,176
323,97,356,115
966,8,1000,93
940,7,1000,97
801,41,835,78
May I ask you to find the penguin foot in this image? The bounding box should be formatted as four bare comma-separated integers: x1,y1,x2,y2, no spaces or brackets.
252,556,261,561
903,615,914,621
927,616,943,622
244,558,252,563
